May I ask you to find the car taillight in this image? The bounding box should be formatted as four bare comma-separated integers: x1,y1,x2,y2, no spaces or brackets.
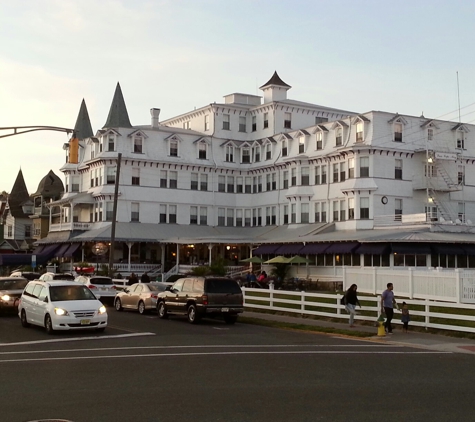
202,294,208,305
88,284,97,289
112,285,117,290
151,293,158,299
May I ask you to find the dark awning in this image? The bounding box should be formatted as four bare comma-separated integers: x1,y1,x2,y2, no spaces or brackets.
253,244,280,255
64,243,80,257
391,243,432,254
0,254,34,266
274,244,304,255
35,244,61,264
431,244,466,255
355,243,390,255
33,245,45,254
300,243,331,254
56,244,70,257
325,242,360,254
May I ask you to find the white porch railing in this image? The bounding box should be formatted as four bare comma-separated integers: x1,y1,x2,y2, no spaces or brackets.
49,222,92,232
242,288,475,334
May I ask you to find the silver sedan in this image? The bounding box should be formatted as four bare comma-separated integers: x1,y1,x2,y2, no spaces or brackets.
0,277,28,313
114,282,170,314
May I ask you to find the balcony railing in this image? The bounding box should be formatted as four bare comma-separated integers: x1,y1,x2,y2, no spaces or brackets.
49,222,92,232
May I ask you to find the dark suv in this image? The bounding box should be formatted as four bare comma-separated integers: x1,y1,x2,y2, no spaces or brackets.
156,276,243,324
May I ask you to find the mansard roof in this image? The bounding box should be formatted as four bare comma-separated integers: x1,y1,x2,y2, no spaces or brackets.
31,170,64,198
259,71,291,90
73,99,94,140
103,83,132,129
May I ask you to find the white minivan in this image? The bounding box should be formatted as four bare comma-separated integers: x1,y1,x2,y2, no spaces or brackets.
18,280,107,334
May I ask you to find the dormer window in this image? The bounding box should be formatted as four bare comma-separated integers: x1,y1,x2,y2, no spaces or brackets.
253,145,261,162
336,127,343,146
170,139,178,157
356,122,363,143
457,130,465,149
134,136,143,153
265,143,272,160
282,139,288,157
299,136,305,154
225,145,234,162
428,128,434,141
394,122,403,142
263,112,269,129
316,131,323,150
108,135,115,152
198,141,208,159
242,147,250,163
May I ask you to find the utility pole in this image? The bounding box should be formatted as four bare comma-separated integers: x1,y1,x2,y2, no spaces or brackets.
108,153,122,276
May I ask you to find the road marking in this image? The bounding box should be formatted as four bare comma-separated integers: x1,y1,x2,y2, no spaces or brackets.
0,332,155,347
0,343,404,355
0,349,452,363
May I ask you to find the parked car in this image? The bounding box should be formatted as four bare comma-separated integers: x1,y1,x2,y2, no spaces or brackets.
114,282,170,314
18,280,107,334
39,272,75,282
156,276,244,324
0,277,28,313
74,275,117,299
10,271,41,281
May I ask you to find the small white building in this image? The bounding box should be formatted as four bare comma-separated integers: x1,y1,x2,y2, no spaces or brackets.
39,72,475,274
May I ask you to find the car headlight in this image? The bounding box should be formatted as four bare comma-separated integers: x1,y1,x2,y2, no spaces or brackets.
98,305,107,315
1,294,10,301
54,307,69,316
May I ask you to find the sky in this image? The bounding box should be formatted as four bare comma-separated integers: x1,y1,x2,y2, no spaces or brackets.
1,0,475,193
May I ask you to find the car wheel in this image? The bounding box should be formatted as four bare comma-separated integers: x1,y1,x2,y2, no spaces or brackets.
20,310,30,328
157,301,168,319
96,327,106,333
45,314,54,334
115,298,123,312
187,304,201,324
224,315,238,325
138,301,147,315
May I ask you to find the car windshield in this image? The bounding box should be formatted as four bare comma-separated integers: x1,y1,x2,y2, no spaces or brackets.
50,285,96,301
205,279,242,294
89,277,113,285
0,279,28,290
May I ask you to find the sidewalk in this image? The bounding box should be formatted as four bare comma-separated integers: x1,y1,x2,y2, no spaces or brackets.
244,311,475,355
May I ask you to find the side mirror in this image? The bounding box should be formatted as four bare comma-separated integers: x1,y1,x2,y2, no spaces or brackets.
44,297,49,303
124,288,129,293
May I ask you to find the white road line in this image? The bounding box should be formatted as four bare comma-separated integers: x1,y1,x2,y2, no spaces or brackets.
0,343,404,355
0,350,452,363
0,332,155,347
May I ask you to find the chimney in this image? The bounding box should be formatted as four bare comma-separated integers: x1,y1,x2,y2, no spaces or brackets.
150,108,160,128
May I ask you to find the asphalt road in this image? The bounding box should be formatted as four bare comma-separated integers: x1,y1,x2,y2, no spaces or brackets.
1,305,474,422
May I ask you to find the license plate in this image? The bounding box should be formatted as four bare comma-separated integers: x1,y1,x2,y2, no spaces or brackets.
80,319,91,325
221,307,229,312
101,288,107,291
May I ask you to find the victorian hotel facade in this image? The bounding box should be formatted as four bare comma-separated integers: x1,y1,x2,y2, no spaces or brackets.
43,72,475,279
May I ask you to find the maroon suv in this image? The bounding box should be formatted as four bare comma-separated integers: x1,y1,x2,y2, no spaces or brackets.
156,276,244,324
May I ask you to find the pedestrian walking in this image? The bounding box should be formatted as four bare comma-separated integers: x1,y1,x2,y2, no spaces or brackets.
381,282,398,334
141,272,150,283
343,284,361,327
128,272,138,286
401,301,410,333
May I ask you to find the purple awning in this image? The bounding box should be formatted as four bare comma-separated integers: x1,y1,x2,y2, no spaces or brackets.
64,243,80,257
325,242,360,254
274,244,304,255
253,245,280,255
300,243,331,254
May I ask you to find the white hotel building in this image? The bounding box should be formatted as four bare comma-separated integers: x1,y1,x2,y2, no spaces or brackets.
40,72,475,275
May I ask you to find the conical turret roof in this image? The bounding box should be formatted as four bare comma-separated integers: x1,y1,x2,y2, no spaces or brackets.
32,170,64,198
259,71,291,89
103,82,132,129
73,99,93,140
7,169,30,218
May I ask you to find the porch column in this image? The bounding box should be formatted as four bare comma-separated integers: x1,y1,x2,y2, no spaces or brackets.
81,242,85,262
208,244,214,265
160,244,165,271
70,203,75,230
176,244,180,266
127,242,135,271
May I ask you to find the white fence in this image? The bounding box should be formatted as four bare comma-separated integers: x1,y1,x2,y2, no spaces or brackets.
260,265,475,305
242,287,475,334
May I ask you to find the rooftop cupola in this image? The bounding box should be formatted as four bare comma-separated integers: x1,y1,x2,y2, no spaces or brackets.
103,82,132,129
259,71,291,103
